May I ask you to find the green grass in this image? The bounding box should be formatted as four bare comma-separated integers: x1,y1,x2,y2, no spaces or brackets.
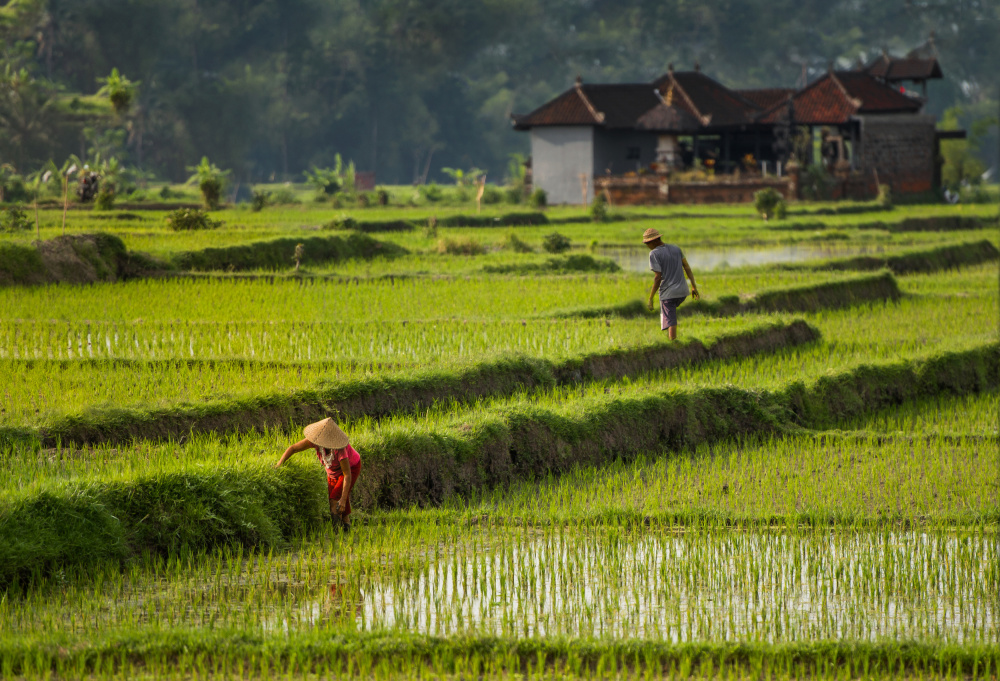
0,203,994,259
1,206,998,679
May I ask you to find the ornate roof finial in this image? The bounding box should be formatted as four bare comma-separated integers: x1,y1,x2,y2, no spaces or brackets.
667,63,674,74
575,74,583,86
694,60,700,72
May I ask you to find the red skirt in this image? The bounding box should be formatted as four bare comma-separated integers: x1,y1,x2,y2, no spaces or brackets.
327,461,362,518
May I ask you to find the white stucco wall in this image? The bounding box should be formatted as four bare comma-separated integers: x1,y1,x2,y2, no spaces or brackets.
530,127,594,205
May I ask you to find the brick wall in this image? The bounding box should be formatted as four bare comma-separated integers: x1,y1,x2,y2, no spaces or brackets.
596,176,793,205
858,114,936,194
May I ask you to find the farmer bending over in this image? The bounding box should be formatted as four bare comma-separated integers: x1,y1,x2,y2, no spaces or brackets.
275,417,362,530
643,228,699,340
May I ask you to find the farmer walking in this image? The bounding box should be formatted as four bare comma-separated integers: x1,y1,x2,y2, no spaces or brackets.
643,228,699,340
275,417,362,530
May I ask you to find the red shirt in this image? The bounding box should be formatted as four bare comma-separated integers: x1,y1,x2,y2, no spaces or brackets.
316,444,361,475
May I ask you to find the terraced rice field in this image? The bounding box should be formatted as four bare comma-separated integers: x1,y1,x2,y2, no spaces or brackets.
0,203,997,679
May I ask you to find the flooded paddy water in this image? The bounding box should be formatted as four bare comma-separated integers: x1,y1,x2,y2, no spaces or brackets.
597,244,888,272
7,527,994,645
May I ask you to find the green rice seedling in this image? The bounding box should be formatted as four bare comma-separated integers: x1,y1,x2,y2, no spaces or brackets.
1,523,995,646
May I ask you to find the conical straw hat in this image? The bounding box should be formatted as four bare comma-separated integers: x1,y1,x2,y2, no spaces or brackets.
303,417,349,449
642,228,662,243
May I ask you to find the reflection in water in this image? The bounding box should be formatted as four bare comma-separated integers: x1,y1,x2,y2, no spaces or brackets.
598,245,888,272
21,530,990,645
356,531,994,643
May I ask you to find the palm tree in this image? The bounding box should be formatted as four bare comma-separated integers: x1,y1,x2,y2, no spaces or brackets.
96,68,139,118
186,157,230,209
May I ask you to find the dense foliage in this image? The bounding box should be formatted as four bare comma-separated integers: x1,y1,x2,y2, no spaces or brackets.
0,0,996,186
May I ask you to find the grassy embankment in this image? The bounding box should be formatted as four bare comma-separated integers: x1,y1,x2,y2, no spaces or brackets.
1,392,996,676
1,330,994,583
1,204,997,678
1,320,818,447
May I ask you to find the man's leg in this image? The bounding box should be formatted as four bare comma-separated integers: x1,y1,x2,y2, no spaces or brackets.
660,298,679,340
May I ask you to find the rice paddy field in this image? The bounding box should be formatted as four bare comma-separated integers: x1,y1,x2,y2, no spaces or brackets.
0,199,997,679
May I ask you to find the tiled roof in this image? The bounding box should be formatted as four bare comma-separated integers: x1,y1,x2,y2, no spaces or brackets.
514,71,759,131
635,103,703,133
756,71,921,125
579,84,665,128
652,71,759,127
514,69,924,132
512,85,604,128
836,71,923,112
512,82,664,129
738,88,795,110
864,54,942,81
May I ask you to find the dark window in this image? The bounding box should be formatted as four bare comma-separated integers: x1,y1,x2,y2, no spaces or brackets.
626,146,641,160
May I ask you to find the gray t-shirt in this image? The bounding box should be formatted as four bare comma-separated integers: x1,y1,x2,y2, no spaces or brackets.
649,243,689,300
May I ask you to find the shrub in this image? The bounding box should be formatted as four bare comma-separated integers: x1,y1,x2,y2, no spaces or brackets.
589,193,609,222
95,184,116,211
375,188,390,206
436,237,486,255
165,208,223,231
251,189,270,212
542,231,571,254
356,192,372,207
158,186,183,200
418,184,444,202
325,215,358,231
424,216,438,239
504,186,523,204
552,254,619,272
754,188,786,221
481,185,503,204
877,183,893,208
0,203,31,232
500,232,533,253
270,187,299,205
303,166,341,196
76,171,100,203
800,165,834,201
529,187,547,208
1,174,31,203
775,198,788,220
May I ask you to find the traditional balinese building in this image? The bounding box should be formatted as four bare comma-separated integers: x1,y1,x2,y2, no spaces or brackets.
512,50,955,204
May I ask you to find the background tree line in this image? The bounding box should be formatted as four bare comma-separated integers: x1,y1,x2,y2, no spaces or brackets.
0,0,996,187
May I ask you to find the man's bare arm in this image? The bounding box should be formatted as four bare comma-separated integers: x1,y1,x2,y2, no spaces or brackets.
682,258,699,300
648,272,663,310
